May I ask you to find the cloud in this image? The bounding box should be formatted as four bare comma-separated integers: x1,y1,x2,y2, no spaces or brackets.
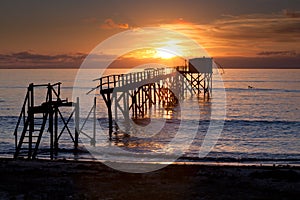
100,18,129,30
257,50,297,56
160,11,300,57
0,51,87,68
1,50,299,69
274,21,300,33
207,13,300,40
214,55,300,69
11,51,86,62
0,51,124,68
283,9,300,18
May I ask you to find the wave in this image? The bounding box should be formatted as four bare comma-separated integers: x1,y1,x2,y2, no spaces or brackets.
179,155,300,163
221,80,300,83
213,87,300,93
223,119,300,125
1,115,299,124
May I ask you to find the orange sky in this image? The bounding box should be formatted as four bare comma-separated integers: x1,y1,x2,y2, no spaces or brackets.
0,1,300,68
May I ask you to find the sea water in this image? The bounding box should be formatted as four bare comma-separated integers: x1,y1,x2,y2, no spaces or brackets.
0,69,299,165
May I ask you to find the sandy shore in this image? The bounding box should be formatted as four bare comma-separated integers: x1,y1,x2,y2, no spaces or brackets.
0,158,299,199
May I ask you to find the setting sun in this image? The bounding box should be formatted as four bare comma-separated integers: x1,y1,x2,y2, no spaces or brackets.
155,49,176,59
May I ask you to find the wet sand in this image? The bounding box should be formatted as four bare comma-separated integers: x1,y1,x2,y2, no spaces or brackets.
0,158,299,199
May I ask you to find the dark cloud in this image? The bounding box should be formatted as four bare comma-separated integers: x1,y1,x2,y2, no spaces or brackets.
0,51,87,68
10,51,86,62
215,55,300,69
257,50,297,56
275,22,300,33
0,51,123,68
283,9,300,18
210,17,300,40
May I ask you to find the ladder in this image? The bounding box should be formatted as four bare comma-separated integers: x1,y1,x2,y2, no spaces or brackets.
15,112,48,159
14,82,79,159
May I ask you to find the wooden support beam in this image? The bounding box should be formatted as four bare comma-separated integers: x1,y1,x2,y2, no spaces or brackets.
75,97,79,149
92,97,96,146
48,84,54,160
54,105,58,156
28,84,34,159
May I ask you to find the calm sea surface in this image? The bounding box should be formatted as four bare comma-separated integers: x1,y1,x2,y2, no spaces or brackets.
0,69,299,164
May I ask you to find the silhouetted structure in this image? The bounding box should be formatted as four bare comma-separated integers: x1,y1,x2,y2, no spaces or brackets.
89,57,213,138
14,58,213,159
14,83,79,159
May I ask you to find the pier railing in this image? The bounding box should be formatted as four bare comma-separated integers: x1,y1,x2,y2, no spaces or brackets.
89,68,176,94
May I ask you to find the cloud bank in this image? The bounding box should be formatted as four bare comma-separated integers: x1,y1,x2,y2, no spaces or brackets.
100,18,129,30
0,51,86,68
161,10,300,57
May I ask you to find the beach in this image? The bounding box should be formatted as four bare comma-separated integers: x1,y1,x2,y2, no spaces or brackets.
0,158,299,199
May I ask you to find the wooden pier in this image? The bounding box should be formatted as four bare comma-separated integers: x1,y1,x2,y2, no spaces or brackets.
89,57,213,138
14,57,213,159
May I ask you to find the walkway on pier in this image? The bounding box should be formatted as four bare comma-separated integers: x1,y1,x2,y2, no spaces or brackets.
89,68,176,94
89,60,213,138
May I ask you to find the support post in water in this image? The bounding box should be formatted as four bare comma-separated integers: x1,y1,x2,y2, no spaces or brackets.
75,97,80,150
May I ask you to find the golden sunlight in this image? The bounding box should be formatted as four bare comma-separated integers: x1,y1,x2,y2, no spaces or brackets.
122,48,179,60
155,49,176,59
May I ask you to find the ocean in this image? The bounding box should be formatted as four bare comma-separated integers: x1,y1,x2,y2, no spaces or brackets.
0,68,299,165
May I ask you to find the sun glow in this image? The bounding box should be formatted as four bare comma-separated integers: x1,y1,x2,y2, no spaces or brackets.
122,47,180,60
155,49,176,59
